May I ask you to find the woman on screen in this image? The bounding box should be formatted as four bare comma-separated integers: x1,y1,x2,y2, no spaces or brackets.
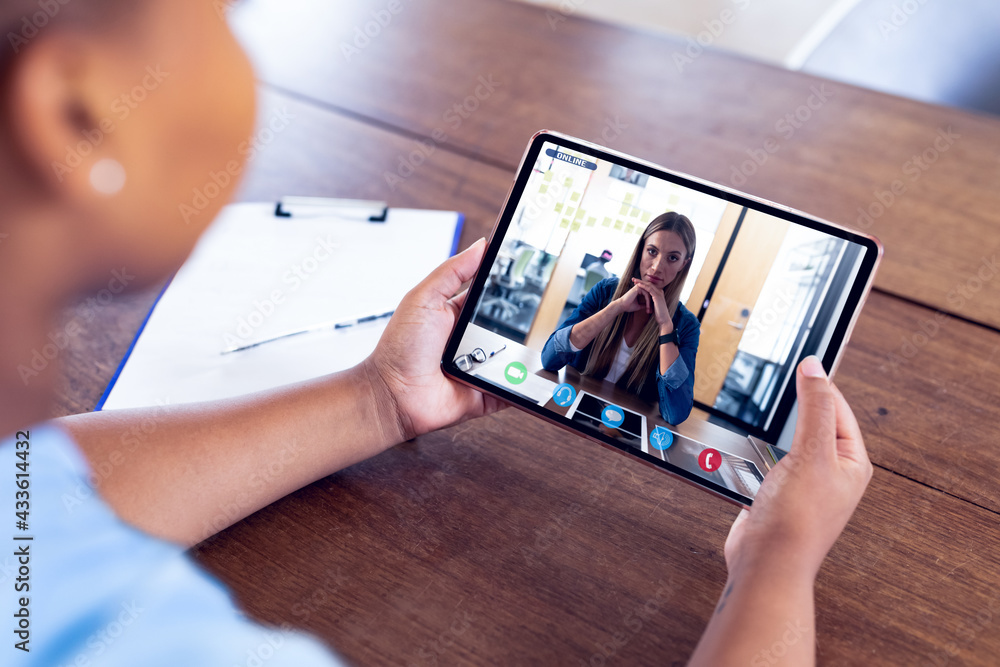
541,212,700,424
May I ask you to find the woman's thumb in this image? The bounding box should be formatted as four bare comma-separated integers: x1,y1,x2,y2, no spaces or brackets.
790,356,837,459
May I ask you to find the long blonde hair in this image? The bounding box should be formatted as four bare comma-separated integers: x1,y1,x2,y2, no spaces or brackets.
582,212,697,393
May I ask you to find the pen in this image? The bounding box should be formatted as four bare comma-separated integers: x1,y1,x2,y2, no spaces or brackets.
221,310,395,355
334,311,395,329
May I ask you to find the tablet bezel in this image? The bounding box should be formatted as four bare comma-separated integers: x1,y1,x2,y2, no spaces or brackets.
442,130,883,506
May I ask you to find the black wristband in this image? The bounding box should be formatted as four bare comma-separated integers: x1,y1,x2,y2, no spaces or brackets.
659,331,678,346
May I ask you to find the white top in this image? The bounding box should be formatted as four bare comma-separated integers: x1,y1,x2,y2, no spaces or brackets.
606,337,634,384
569,334,634,384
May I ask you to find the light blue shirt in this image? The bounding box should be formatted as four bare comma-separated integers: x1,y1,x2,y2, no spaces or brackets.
0,422,345,666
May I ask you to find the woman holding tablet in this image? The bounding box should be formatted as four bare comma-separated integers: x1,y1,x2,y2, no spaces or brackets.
541,212,701,424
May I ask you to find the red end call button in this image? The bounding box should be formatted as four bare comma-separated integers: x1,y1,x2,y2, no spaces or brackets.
698,448,722,472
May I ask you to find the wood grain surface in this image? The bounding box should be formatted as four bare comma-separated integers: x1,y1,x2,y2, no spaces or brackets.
48,3,1000,665
232,0,1000,331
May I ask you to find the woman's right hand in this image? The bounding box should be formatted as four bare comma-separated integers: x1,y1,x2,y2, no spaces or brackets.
615,283,650,315
723,356,873,580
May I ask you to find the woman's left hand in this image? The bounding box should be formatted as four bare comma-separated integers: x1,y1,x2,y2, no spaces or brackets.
364,238,508,443
631,277,672,330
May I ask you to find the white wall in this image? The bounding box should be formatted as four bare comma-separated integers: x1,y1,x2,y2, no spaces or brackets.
516,0,856,66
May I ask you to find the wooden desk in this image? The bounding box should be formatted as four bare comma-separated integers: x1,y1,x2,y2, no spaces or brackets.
52,2,1000,665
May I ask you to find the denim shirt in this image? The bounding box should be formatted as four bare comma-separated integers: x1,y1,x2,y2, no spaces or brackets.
540,277,701,424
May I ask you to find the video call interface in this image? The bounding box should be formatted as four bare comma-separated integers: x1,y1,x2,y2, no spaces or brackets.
453,140,869,501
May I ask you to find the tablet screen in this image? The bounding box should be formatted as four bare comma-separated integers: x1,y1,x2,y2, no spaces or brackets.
445,132,880,505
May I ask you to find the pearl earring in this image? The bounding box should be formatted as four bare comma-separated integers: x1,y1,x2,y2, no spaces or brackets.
89,158,127,196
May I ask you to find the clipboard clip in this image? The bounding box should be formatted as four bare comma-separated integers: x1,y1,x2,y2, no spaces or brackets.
274,196,389,222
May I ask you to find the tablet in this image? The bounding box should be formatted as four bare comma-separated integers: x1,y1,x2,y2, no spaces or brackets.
443,131,882,506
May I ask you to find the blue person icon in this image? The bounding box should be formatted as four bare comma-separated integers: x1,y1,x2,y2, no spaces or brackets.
650,425,674,451
552,383,577,407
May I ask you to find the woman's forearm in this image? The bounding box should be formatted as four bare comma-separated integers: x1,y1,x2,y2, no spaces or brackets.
569,299,624,349
688,555,816,667
658,322,679,374
56,358,401,547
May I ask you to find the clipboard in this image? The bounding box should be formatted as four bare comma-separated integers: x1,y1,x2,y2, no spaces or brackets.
96,198,464,411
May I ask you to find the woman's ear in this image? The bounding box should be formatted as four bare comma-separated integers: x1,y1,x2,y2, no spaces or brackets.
7,31,122,206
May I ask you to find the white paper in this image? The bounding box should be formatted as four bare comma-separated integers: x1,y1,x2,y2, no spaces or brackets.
100,203,460,410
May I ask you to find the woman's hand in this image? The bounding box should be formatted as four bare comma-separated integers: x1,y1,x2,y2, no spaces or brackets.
364,239,507,443
630,278,672,330
724,356,873,580
614,282,646,315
